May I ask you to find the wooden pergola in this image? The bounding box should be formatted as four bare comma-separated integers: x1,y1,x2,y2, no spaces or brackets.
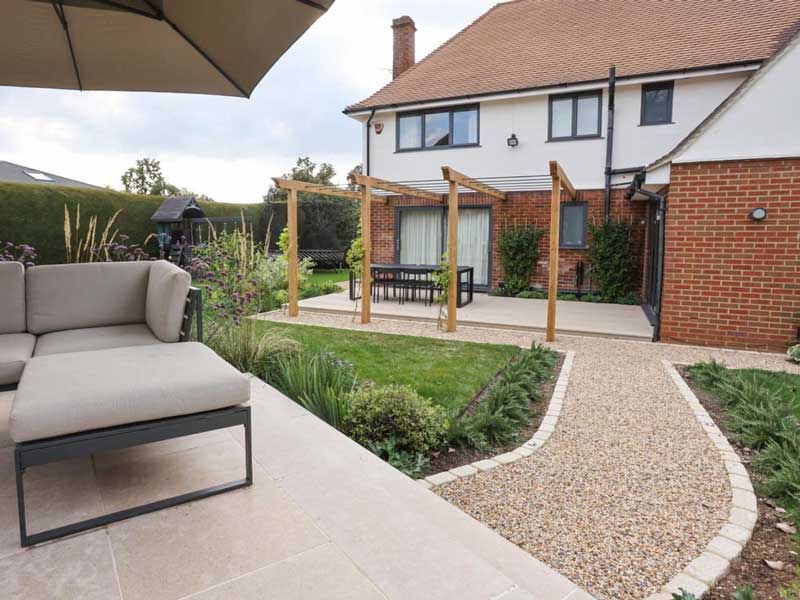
274,160,576,340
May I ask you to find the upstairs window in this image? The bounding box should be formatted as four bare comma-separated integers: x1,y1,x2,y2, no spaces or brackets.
548,91,602,140
641,81,674,125
397,105,479,151
560,202,588,249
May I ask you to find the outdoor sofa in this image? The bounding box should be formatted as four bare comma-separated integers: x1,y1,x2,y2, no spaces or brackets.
0,260,252,546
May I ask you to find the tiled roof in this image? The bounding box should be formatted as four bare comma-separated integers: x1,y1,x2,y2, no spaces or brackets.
346,0,800,112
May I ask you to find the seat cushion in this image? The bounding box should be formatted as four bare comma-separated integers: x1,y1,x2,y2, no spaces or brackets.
0,262,26,334
0,333,36,386
146,260,191,342
10,342,250,442
33,324,163,357
26,262,151,335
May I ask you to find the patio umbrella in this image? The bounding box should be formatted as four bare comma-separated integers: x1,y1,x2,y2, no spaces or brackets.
0,0,333,97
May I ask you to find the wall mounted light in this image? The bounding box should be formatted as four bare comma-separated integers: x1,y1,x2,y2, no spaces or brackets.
507,133,519,148
749,207,767,222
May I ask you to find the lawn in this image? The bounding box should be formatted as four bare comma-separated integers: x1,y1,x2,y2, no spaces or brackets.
256,321,519,414
307,269,349,287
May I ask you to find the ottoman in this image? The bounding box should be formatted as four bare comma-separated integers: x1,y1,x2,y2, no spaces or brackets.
10,342,252,546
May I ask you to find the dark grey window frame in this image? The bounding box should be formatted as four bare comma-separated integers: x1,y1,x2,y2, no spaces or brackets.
640,81,674,126
548,90,603,141
559,202,588,249
396,104,480,152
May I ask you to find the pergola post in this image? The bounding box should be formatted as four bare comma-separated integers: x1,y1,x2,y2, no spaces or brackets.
360,180,372,324
272,177,360,319
286,187,299,317
440,166,507,333
447,179,458,332
546,161,576,342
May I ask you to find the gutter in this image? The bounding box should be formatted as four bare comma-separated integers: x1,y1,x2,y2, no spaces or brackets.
365,109,376,176
343,61,762,115
603,66,616,219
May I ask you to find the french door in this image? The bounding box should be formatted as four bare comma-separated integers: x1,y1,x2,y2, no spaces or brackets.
397,206,491,288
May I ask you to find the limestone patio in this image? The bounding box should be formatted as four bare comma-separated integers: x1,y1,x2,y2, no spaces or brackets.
294,289,654,342
0,379,593,600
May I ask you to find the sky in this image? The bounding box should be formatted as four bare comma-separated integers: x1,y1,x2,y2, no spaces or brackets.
0,1,499,203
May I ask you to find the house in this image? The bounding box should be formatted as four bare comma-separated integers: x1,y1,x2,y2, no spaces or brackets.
344,0,800,351
0,161,101,189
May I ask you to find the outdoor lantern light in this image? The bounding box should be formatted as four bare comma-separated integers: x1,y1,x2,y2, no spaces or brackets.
749,207,768,222
507,133,519,148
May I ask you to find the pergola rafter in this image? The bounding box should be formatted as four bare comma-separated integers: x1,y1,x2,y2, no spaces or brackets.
441,166,507,201
350,173,442,204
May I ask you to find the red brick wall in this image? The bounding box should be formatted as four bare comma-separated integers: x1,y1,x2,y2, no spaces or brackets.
370,188,647,294
660,159,800,351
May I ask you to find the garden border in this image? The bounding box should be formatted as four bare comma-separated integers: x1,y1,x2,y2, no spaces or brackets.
647,361,759,600
419,350,575,489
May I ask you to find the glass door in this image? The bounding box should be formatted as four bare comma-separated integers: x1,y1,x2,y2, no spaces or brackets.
398,208,444,265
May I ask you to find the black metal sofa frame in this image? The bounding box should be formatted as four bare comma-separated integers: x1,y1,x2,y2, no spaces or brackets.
11,287,254,547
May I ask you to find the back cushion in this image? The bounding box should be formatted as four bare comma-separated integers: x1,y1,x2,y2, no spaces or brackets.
0,262,26,334
26,262,152,334
146,260,191,342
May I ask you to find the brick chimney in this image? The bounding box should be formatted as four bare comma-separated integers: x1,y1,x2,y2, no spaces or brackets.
392,16,416,79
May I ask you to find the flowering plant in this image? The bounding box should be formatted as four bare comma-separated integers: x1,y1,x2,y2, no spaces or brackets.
0,241,37,267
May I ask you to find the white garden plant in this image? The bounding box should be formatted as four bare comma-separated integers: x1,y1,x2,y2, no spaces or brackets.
788,343,800,364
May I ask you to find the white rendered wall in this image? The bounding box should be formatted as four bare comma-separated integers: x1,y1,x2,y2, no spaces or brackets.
358,72,746,189
674,38,800,164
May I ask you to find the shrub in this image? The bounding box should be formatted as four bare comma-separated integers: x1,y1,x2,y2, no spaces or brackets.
460,381,532,447
789,344,800,364
497,222,544,296
207,321,301,377
368,438,430,479
270,350,357,431
516,290,546,299
489,287,510,297
687,360,729,394
344,385,448,455
588,219,635,302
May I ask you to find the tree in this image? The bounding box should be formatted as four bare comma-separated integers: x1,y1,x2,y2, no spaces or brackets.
121,158,215,201
121,158,170,196
264,156,337,201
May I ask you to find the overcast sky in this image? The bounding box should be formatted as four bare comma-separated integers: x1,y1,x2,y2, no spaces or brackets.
0,1,499,203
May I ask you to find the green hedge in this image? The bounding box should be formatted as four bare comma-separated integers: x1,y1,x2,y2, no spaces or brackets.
0,182,261,264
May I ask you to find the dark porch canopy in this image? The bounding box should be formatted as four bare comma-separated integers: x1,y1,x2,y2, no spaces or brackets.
151,195,204,223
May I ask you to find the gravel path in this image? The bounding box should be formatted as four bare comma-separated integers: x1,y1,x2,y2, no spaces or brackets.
256,310,799,599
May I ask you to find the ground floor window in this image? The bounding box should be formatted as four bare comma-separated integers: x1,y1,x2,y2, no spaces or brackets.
397,206,491,287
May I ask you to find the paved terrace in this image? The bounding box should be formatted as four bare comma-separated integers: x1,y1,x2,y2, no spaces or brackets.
0,380,591,600
296,290,654,341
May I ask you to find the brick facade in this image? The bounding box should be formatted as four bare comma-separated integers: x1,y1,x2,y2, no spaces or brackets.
370,188,648,294
660,159,800,351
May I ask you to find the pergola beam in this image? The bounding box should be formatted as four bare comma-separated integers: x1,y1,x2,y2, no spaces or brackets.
350,174,442,203
271,177,361,201
546,160,577,342
441,166,507,200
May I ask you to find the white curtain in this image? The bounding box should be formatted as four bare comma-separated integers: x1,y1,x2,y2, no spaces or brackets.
399,210,443,265
456,209,490,286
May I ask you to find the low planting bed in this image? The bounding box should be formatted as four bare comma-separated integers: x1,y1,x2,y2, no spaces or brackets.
209,320,560,479
681,361,800,600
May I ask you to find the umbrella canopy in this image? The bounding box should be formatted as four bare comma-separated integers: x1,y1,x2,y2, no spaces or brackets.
0,0,333,97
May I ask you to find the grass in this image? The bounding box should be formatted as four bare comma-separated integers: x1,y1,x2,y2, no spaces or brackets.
255,321,519,414
306,269,349,287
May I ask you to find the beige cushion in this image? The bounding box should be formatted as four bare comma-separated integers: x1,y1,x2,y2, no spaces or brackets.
34,324,163,357
0,333,36,385
0,391,13,448
146,260,191,342
0,262,26,334
26,262,151,335
10,342,250,442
